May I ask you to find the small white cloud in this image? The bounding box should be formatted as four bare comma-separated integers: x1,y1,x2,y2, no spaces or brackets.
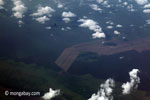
127,4,135,12
18,20,23,27
123,2,128,6
12,0,27,19
134,0,148,5
58,3,63,8
118,0,122,3
114,30,120,35
45,26,51,30
78,18,106,39
119,56,124,59
62,18,71,23
62,11,76,18
62,11,76,23
144,3,150,8
66,27,71,30
90,4,102,11
116,24,123,28
61,27,71,31
122,69,140,95
61,27,65,31
96,0,104,4
42,88,60,100
35,16,49,24
92,32,106,39
107,26,113,29
143,9,150,13
146,19,150,24
88,78,115,100
31,6,55,17
0,0,4,9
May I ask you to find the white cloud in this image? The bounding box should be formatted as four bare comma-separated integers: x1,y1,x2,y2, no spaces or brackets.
144,3,150,8
88,78,115,100
31,6,55,24
66,26,71,30
106,21,114,25
127,4,135,12
31,6,55,17
61,27,65,31
143,9,150,13
146,19,150,24
45,26,52,30
90,4,102,11
78,19,102,32
107,26,113,29
134,0,148,5
42,88,60,100
118,0,122,3
18,20,23,27
92,32,106,39
62,11,76,18
62,11,76,23
116,24,123,28
78,18,106,39
12,0,27,19
61,27,71,31
35,16,49,24
0,0,4,9
123,2,128,6
122,69,140,95
96,0,104,4
58,3,63,8
62,18,71,23
114,30,120,35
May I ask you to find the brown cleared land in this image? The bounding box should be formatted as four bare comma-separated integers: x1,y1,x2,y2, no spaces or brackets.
55,38,150,72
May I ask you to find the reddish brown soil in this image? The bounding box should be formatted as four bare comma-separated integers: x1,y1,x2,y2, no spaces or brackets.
55,38,150,72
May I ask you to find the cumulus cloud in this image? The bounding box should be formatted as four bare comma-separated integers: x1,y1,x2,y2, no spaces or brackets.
62,18,71,23
107,26,113,29
42,88,60,100
78,18,106,39
35,16,49,24
122,69,140,95
114,30,120,35
90,4,102,12
62,11,76,18
31,6,55,17
12,0,27,19
143,9,150,13
116,24,123,28
57,3,63,8
123,2,128,6
92,32,106,39
31,6,55,24
62,11,76,23
144,3,150,8
96,0,104,4
0,0,4,9
88,78,115,100
134,0,148,5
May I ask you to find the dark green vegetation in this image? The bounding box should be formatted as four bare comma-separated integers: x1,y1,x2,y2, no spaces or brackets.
0,60,149,100
0,60,102,100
